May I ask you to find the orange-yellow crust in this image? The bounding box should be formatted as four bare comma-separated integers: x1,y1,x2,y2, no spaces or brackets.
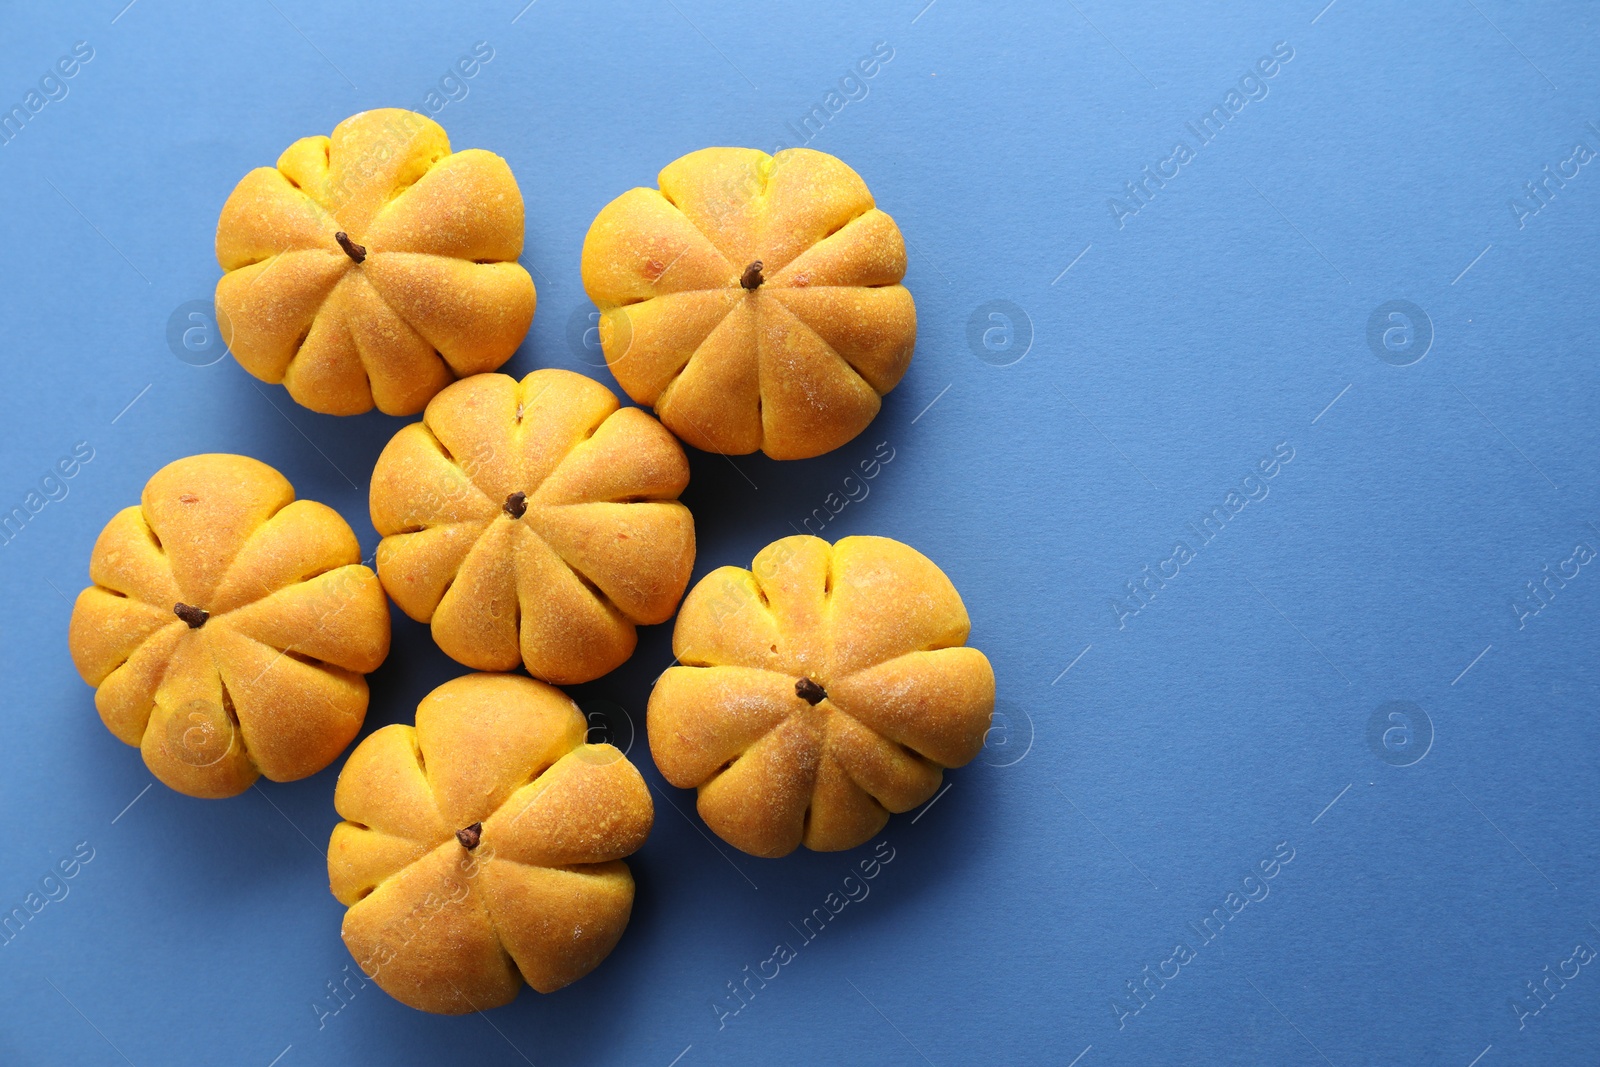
67,454,390,798
370,368,695,684
215,108,535,416
649,535,993,857
328,673,653,1014
580,147,915,460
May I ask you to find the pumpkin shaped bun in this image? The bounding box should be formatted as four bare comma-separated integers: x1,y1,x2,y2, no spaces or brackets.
215,108,535,416
328,673,654,1014
67,455,390,799
581,147,916,460
370,368,696,684
649,535,993,857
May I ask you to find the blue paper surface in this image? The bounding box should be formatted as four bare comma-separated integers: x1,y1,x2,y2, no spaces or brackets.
1,2,1597,1064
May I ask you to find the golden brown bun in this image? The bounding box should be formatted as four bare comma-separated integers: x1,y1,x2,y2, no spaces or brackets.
328,673,654,1014
580,147,915,460
67,454,390,798
648,535,992,857
215,108,535,416
370,368,695,685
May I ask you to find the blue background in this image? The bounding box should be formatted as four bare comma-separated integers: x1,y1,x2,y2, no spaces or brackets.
1,1,1597,1064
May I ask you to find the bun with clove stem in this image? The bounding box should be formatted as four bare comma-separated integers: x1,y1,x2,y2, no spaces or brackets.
649,535,993,857
328,673,653,1014
68,454,390,798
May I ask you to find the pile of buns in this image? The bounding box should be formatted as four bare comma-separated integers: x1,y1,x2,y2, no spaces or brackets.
66,110,994,1015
